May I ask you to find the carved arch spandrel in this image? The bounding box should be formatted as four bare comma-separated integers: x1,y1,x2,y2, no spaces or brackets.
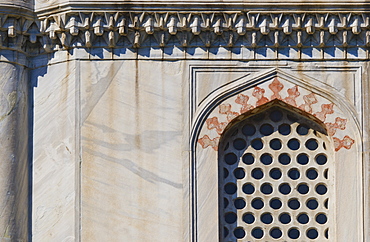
197,76,355,152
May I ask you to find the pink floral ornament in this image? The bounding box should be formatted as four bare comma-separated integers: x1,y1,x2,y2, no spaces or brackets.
198,78,354,152
269,78,284,100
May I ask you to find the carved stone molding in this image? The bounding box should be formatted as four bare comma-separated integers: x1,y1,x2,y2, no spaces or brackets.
2,11,370,59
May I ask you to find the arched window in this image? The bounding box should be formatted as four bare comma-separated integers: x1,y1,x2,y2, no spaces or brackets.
219,102,334,241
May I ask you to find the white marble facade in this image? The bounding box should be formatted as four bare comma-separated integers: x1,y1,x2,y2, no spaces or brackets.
0,0,370,241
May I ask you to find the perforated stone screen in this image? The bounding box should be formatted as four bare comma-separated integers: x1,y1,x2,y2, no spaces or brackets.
219,105,334,241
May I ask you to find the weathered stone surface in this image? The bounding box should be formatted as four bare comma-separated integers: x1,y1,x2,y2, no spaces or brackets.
0,0,369,241
28,56,367,241
80,60,184,241
0,61,29,241
32,61,77,241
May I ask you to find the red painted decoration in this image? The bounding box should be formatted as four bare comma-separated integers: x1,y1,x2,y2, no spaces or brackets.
252,86,269,106
269,78,284,100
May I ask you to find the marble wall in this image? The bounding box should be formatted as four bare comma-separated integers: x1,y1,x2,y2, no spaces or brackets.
32,57,187,241
0,0,369,241
80,60,184,241
32,61,78,241
30,50,369,241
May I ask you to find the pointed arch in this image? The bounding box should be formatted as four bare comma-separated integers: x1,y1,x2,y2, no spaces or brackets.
218,102,335,241
220,99,328,137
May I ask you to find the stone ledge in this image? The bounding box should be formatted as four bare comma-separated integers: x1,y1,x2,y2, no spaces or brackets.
1,11,370,60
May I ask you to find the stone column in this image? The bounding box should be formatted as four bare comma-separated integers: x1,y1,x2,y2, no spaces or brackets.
0,2,32,240
0,57,29,241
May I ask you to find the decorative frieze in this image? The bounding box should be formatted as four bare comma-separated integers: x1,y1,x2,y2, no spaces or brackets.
1,11,370,58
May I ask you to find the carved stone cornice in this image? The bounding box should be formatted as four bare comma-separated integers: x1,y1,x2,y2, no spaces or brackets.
2,11,370,59
32,1,370,14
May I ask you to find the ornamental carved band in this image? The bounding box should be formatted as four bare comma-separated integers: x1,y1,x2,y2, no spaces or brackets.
2,12,370,59
197,78,355,152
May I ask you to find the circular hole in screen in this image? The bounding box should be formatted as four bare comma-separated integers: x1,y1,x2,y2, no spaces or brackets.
270,228,282,239
260,153,273,165
270,168,282,179
279,183,291,195
306,168,318,180
243,213,255,224
242,124,256,136
307,228,318,239
297,153,309,165
297,213,309,224
270,138,282,150
233,168,245,179
234,227,246,239
261,183,273,195
306,198,318,210
251,138,264,150
316,213,327,224
296,124,309,135
316,154,327,165
288,199,300,210
225,153,237,165
242,183,255,195
278,153,291,165
234,198,246,209
224,183,237,194
225,212,237,224
305,139,318,150
252,168,264,179
316,184,327,195
288,138,300,150
270,198,282,209
251,228,264,239
279,213,291,224
260,123,274,136
261,213,273,224
288,168,300,180
242,153,254,165
278,123,291,135
288,228,300,239
252,198,264,209
297,183,309,194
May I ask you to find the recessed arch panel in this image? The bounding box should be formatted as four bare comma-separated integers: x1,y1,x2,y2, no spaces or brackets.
191,74,362,242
